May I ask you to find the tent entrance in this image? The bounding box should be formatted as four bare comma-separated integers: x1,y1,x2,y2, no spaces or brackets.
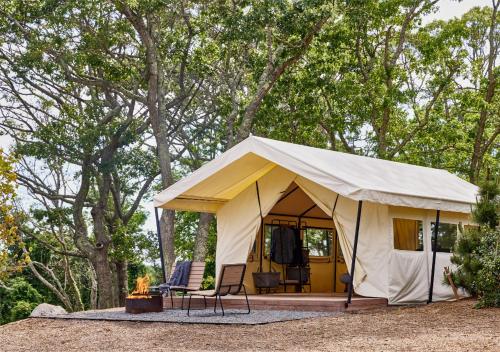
247,182,348,294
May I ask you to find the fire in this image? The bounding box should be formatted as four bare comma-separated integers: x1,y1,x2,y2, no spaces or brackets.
127,275,151,299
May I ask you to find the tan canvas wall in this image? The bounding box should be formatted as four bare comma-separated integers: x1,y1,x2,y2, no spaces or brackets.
215,166,296,283
215,167,472,303
387,206,472,303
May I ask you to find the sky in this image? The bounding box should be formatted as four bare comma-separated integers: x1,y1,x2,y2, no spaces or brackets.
423,0,492,23
0,0,494,233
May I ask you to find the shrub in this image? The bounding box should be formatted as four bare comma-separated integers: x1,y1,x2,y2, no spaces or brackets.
201,275,215,290
10,301,38,321
450,181,499,308
472,180,499,229
0,277,43,324
474,229,500,307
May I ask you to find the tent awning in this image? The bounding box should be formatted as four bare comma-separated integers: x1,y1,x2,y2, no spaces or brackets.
154,136,478,213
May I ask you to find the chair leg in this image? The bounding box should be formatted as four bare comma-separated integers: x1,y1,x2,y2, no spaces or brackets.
187,295,192,316
218,295,224,316
214,294,217,313
181,292,185,310
243,285,250,314
203,296,207,309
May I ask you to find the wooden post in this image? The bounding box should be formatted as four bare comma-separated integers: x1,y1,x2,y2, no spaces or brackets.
444,266,460,300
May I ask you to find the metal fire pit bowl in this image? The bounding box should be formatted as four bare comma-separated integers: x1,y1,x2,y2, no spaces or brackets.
125,294,163,314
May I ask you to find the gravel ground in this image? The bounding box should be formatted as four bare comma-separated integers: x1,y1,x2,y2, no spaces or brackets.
0,299,498,352
36,307,337,325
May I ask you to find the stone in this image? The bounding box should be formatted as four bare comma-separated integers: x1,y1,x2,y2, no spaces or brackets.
30,303,67,317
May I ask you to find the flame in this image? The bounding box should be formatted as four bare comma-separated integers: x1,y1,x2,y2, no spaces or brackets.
127,275,151,299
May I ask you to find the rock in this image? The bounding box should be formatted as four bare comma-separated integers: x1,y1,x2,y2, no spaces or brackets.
30,303,67,317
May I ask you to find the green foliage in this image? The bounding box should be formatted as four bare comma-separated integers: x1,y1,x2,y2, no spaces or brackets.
202,259,216,290
450,181,500,308
10,301,38,322
472,181,500,229
450,227,483,296
174,211,216,289
254,3,499,181
201,274,215,290
474,229,500,308
0,277,43,324
0,0,499,312
174,212,217,262
0,150,23,282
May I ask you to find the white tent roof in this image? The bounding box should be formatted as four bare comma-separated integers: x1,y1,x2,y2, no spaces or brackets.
154,136,478,213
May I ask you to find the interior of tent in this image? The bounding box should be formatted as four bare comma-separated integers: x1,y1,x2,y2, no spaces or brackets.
243,182,349,295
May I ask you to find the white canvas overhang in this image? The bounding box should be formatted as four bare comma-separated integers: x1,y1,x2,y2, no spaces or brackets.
154,136,477,213
154,136,478,302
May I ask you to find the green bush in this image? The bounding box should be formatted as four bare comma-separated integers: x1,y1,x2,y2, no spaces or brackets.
450,181,500,308
474,229,500,307
201,275,215,290
0,277,43,324
472,181,499,229
10,301,38,322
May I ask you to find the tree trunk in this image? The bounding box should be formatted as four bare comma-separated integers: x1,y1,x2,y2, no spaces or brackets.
115,260,129,306
193,213,214,262
62,254,85,311
91,249,116,309
88,263,98,310
161,209,176,279
109,261,119,307
128,13,177,281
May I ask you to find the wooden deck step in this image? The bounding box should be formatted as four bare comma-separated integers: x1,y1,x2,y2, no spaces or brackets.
164,294,387,312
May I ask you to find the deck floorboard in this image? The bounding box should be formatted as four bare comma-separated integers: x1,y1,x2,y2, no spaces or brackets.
165,293,387,312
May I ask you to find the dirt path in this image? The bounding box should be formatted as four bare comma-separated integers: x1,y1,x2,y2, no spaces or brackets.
0,299,498,351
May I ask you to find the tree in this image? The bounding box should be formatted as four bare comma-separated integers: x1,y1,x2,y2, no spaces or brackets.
186,1,333,260
450,180,499,308
372,4,499,181
0,0,159,308
0,149,23,282
465,2,500,183
253,2,498,184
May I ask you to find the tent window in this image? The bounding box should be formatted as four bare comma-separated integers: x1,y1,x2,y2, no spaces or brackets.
263,225,276,255
393,218,423,251
431,222,458,253
304,227,332,257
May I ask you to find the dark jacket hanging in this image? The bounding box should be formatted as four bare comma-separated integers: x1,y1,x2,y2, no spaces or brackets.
270,226,299,264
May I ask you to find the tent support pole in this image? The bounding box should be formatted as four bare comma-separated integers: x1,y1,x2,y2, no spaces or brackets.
346,200,362,306
428,209,440,304
255,182,264,275
154,207,167,284
332,194,339,294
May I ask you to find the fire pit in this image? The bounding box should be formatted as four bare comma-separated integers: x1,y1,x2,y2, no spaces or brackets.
125,275,163,314
125,294,163,314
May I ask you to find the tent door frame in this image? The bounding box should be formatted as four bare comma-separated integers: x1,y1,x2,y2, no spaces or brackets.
331,194,340,294
346,200,363,305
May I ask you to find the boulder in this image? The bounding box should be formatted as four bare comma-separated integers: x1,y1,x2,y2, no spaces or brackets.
30,303,67,317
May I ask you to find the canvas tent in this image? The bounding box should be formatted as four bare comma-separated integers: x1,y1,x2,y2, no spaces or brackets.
154,136,478,304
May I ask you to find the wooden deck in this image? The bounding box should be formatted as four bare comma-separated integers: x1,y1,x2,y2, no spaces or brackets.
165,293,387,312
